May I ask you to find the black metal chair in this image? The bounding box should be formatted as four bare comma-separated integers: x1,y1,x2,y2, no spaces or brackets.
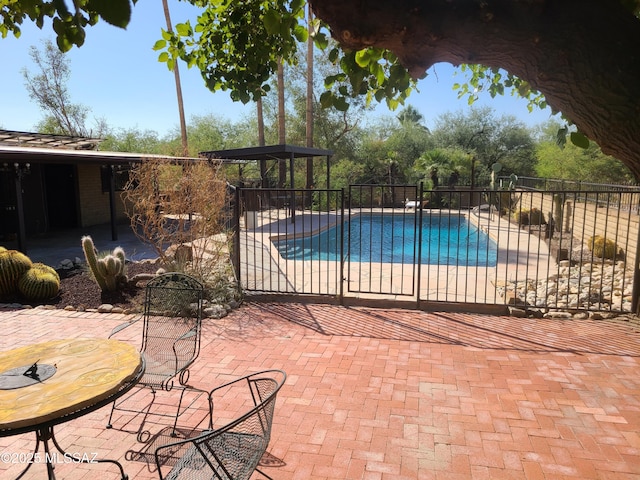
107,272,210,433
154,369,287,480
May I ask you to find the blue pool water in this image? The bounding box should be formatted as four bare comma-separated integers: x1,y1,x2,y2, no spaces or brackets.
274,214,498,266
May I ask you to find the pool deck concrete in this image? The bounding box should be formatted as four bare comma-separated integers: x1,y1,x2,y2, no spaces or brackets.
1,303,640,479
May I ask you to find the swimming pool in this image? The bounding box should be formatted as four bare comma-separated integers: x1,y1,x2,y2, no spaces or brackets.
274,213,498,266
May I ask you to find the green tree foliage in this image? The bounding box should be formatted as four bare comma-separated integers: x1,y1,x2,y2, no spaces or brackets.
382,121,432,183
287,64,367,156
0,0,134,51
535,121,634,184
150,1,417,112
185,114,250,154
415,147,470,187
153,0,307,104
328,159,366,189
4,0,639,141
349,115,432,185
99,128,164,154
429,107,536,186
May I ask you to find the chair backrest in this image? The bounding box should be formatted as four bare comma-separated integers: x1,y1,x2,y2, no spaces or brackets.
156,369,286,480
140,273,204,386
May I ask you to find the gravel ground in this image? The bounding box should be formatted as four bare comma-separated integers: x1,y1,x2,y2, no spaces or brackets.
3,260,160,311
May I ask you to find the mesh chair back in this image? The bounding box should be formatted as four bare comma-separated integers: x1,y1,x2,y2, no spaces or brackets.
156,370,286,480
140,273,204,388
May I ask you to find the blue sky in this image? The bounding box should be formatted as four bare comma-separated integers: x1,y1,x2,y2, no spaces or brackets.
1,1,555,138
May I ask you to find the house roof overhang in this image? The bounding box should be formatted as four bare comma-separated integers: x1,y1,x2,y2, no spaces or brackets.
0,145,202,166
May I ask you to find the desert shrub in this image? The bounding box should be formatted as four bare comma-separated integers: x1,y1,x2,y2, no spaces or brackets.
124,159,235,297
513,208,545,226
588,235,619,259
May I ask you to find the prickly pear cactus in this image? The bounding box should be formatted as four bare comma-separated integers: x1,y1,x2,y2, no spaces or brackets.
18,263,60,301
0,249,33,297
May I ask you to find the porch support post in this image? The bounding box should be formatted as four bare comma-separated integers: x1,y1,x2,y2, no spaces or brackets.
14,167,27,253
289,152,295,223
326,155,331,189
107,165,118,241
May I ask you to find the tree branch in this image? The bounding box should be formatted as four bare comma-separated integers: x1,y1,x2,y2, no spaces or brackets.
312,0,640,178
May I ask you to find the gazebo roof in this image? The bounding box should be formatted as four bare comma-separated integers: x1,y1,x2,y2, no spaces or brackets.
201,144,333,161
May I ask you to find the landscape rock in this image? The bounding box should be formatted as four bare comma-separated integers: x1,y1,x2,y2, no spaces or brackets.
497,260,634,316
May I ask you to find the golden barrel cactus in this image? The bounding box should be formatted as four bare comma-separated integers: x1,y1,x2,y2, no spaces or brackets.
0,249,33,297
18,263,61,301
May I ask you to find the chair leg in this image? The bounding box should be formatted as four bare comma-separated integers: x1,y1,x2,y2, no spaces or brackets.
106,386,155,431
170,386,212,435
171,388,189,436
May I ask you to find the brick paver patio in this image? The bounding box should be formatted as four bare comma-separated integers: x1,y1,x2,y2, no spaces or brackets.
1,303,639,479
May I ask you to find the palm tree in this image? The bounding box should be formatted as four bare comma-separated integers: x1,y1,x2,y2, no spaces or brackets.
306,3,314,191
277,60,286,187
397,105,424,125
162,0,188,156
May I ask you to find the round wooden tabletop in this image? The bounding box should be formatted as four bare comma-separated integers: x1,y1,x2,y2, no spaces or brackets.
0,338,143,432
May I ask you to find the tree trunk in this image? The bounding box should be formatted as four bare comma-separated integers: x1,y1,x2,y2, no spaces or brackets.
257,96,265,147
162,0,189,157
277,59,287,187
311,0,640,179
306,4,314,191
257,96,266,187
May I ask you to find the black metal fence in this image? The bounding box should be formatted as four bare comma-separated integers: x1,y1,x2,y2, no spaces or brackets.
233,184,640,314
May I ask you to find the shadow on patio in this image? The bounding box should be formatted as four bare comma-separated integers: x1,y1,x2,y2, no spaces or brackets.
1,302,639,479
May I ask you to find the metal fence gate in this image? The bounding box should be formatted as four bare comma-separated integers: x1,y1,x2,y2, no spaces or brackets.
233,184,640,315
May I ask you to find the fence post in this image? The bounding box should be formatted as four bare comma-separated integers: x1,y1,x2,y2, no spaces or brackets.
416,182,424,309
632,217,640,314
233,187,241,293
339,188,345,304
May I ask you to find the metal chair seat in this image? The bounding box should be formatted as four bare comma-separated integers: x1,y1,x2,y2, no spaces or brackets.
164,432,266,480
155,370,286,480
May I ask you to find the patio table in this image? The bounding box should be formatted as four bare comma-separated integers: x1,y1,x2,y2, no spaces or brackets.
0,338,144,479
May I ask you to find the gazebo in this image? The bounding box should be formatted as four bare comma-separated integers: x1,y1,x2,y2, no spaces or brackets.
200,144,334,189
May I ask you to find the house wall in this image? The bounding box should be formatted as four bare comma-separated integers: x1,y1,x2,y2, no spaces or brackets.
77,164,128,227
